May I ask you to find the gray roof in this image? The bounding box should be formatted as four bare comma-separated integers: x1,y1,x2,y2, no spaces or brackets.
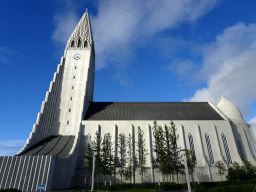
84,102,224,120
18,135,75,158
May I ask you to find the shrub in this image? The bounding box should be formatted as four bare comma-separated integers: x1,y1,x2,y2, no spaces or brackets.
0,189,21,192
155,183,183,191
211,184,256,192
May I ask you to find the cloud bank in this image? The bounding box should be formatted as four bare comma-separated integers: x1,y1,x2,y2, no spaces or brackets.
186,23,256,118
0,140,26,156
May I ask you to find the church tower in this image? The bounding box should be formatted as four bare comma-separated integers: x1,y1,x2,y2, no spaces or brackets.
55,10,95,136
16,11,95,155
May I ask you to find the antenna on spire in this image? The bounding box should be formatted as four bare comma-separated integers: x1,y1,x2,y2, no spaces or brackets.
86,8,88,13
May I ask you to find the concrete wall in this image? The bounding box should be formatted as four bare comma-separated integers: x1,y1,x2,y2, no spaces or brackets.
0,155,55,191
16,57,65,155
77,119,247,184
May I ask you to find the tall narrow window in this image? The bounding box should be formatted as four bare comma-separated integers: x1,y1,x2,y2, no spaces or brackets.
67,121,69,125
75,66,77,69
84,41,87,47
221,133,232,164
205,133,214,164
237,140,246,161
72,86,74,89
244,129,256,160
71,41,75,47
188,133,195,152
87,134,91,144
69,108,71,112
70,97,72,100
73,76,75,79
78,39,81,47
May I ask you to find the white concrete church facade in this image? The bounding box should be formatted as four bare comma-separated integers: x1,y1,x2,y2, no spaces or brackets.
0,11,256,191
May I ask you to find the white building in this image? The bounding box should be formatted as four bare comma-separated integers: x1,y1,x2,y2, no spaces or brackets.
0,11,256,191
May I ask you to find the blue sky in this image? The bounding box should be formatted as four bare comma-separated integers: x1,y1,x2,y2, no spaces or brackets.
1,0,256,156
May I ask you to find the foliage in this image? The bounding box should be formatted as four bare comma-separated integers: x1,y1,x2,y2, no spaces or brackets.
117,133,126,183
91,131,102,185
83,141,94,180
124,133,134,183
185,149,197,182
0,189,21,192
155,183,183,191
136,126,149,183
215,160,227,181
226,160,256,181
152,120,183,183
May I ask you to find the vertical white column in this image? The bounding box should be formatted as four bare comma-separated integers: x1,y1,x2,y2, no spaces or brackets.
148,124,155,182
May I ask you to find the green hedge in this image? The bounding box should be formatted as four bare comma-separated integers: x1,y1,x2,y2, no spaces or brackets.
155,183,184,191
192,184,256,192
0,189,21,192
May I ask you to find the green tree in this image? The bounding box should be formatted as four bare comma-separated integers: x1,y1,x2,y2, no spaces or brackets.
241,160,256,180
101,133,110,181
165,121,183,183
185,149,197,182
152,121,183,183
226,161,256,181
91,131,102,185
152,121,169,181
124,133,134,183
103,133,116,183
117,133,126,183
84,142,93,184
215,160,227,181
137,126,149,183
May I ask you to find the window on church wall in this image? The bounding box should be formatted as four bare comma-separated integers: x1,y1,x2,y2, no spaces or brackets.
71,41,75,47
244,129,256,160
237,140,246,161
221,133,232,164
67,121,69,125
188,133,195,152
87,134,91,145
69,108,71,112
205,133,214,164
73,76,75,79
78,39,81,47
121,134,126,159
188,133,197,163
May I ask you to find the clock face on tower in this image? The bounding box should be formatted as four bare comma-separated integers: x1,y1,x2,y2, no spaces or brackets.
73,54,81,60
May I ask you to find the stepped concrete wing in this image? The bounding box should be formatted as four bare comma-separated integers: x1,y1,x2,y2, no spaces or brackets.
84,102,224,120
17,135,75,157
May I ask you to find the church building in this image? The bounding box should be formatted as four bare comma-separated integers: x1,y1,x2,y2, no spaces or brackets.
0,11,256,191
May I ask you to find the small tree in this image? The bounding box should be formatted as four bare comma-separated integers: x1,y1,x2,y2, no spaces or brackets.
124,133,134,183
104,133,116,183
167,121,183,183
215,160,227,181
92,131,102,185
117,133,126,183
137,126,149,183
84,142,94,183
185,149,197,182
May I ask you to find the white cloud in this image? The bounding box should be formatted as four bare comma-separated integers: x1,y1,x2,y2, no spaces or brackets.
0,140,26,156
187,23,256,117
92,0,219,70
52,12,80,44
52,0,220,84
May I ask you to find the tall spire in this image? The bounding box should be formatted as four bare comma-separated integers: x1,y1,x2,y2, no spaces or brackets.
65,11,94,53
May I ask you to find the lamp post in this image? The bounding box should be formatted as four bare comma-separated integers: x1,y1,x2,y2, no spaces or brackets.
178,149,191,192
91,150,97,192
